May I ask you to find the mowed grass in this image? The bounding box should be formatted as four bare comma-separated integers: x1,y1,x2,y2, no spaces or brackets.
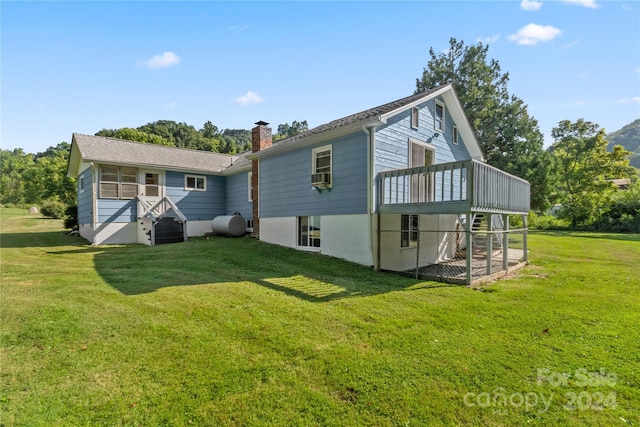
1,208,638,426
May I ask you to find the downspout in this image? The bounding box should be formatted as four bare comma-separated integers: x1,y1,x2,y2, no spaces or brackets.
363,125,377,269
90,162,98,244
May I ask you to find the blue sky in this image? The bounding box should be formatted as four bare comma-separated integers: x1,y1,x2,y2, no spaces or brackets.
2,0,639,154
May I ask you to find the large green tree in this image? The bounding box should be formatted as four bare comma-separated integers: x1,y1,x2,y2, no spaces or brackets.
96,128,173,146
550,119,634,227
0,143,76,206
0,148,35,205
415,38,553,211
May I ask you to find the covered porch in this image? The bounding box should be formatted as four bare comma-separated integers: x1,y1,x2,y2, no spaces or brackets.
376,160,530,285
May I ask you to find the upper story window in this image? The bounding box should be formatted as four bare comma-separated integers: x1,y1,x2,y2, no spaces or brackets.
79,176,85,193
311,145,332,188
453,125,459,145
185,175,206,191
99,165,138,199
411,107,419,129
435,101,445,131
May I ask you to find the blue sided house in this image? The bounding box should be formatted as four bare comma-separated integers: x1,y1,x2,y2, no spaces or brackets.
67,84,530,284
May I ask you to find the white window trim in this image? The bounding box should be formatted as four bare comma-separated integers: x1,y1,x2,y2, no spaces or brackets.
411,107,419,129
297,215,321,250
312,144,332,174
453,125,459,145
99,165,138,200
248,171,253,202
400,214,419,249
409,138,436,166
435,100,445,132
184,174,206,191
79,176,85,193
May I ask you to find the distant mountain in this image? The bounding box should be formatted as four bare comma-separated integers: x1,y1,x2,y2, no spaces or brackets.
607,118,640,169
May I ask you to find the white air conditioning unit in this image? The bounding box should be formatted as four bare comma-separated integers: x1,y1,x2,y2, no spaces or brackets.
311,172,332,188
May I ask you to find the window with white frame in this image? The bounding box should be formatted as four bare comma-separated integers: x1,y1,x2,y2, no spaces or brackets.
411,107,419,129
79,176,85,193
248,171,253,202
453,125,459,145
312,145,332,188
185,175,206,191
298,216,321,248
99,165,138,199
435,101,445,131
401,214,419,248
313,145,332,174
409,139,435,203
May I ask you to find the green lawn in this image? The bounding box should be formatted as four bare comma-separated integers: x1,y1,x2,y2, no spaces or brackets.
1,208,638,426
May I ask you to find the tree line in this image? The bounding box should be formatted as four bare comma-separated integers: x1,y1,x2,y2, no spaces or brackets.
1,37,638,231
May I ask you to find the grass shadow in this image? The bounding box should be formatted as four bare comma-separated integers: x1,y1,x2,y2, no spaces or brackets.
0,231,85,248
52,236,443,301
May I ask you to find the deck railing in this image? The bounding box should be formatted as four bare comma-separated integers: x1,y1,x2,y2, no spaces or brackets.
377,159,530,214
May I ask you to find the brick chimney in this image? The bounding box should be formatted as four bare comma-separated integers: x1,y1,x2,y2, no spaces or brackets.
251,121,272,238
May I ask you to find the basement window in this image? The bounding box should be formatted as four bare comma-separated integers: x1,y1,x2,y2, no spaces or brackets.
298,216,321,248
185,175,206,191
401,214,418,248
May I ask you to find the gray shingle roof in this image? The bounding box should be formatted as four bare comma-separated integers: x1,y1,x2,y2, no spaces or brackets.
72,133,238,174
256,85,449,155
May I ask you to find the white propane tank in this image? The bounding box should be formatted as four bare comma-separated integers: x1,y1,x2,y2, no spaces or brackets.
211,214,246,237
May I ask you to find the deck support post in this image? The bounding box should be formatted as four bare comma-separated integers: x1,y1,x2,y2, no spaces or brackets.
486,214,493,276
465,212,472,285
502,214,509,270
522,214,528,262
415,216,420,279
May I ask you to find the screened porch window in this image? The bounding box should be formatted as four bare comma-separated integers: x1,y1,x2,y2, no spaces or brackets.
99,166,138,199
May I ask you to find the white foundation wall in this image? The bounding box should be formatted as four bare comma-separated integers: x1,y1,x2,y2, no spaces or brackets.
260,217,297,249
78,223,94,243
260,214,373,266
321,214,372,266
94,222,137,245
187,220,214,237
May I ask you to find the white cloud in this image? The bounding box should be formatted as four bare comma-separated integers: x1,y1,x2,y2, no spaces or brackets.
164,101,177,109
233,91,264,106
508,23,562,45
562,40,580,49
478,34,500,44
564,0,599,8
622,5,632,11
577,71,588,79
140,51,180,69
229,25,250,31
521,0,543,11
619,97,640,103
